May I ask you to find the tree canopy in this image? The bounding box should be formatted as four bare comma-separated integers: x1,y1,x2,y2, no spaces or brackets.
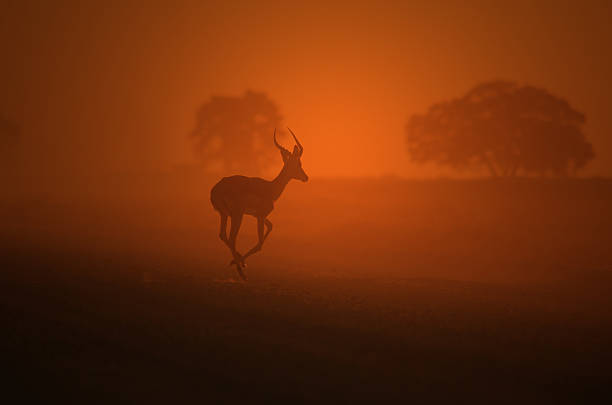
405,81,594,176
191,91,282,175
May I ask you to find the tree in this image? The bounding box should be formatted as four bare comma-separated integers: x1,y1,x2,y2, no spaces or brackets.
191,90,283,175
405,81,594,177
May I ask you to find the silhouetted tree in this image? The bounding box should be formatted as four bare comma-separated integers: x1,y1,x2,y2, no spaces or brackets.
191,91,282,175
405,81,594,177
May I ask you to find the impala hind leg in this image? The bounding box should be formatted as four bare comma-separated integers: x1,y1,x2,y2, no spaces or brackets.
228,213,247,279
218,213,229,246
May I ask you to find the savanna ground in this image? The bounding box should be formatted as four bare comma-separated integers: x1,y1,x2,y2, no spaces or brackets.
2,172,612,403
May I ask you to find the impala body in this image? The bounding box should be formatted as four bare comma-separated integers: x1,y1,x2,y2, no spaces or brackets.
210,128,308,280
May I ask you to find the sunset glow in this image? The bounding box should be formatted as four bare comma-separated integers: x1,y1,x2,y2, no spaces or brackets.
3,1,612,403
2,1,611,178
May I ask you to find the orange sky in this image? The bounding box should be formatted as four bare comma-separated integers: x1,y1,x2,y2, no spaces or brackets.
2,0,611,177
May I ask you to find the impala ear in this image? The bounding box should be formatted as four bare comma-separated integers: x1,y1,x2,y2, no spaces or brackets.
280,149,291,162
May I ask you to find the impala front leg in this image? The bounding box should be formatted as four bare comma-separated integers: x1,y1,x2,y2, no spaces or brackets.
263,218,273,241
242,217,266,262
231,217,271,266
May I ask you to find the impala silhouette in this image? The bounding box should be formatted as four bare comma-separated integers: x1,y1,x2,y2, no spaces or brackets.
210,128,308,280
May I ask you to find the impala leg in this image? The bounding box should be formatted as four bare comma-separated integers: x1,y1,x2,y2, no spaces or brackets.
218,213,229,247
240,217,266,262
228,213,247,279
231,218,273,265
263,219,273,241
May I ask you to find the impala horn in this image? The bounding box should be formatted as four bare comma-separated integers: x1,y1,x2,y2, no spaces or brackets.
273,128,291,157
287,127,303,157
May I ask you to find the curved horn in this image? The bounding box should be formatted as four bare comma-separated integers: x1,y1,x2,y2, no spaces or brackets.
287,127,303,156
273,128,291,155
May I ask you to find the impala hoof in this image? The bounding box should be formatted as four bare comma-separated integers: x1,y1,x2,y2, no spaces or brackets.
237,269,248,281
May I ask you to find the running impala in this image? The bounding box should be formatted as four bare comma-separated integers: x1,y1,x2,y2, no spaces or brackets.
210,128,308,280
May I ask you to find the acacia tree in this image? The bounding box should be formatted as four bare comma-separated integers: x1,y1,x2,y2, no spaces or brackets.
191,90,282,175
405,81,594,177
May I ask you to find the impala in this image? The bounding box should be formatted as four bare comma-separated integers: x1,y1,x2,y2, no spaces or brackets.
210,128,308,280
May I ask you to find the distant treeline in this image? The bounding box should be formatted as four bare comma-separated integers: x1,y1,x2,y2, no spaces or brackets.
191,81,593,177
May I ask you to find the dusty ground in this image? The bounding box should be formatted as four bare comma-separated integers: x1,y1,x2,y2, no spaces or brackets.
2,175,612,403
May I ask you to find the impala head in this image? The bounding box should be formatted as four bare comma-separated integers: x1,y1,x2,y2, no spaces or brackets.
274,128,308,182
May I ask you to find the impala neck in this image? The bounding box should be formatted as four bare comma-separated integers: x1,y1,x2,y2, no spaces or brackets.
270,165,292,201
